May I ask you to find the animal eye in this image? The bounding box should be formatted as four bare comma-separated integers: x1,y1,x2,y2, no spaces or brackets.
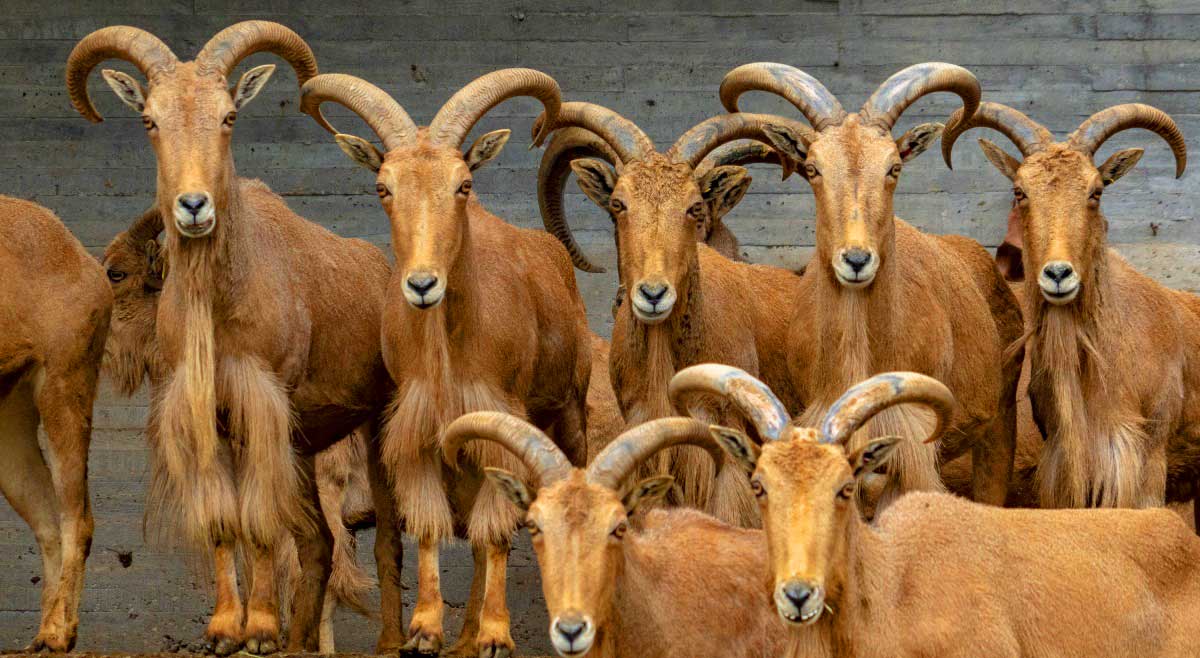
837,482,855,500
223,111,237,127
141,116,156,131
750,479,765,498
889,163,902,178
106,269,126,283
1089,188,1103,203
687,202,705,219
457,180,473,196
525,519,541,536
1013,186,1026,201
611,521,628,539
805,163,819,179
609,198,626,214
376,183,390,199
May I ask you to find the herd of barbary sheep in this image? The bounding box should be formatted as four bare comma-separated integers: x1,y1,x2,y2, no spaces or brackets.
1,19,1199,658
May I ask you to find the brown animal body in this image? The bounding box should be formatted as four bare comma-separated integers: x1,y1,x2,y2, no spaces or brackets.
100,208,376,652
441,412,787,658
539,104,811,526
299,70,591,657
942,102,1200,513
0,197,111,652
726,62,1024,510
673,364,1200,658
68,23,393,653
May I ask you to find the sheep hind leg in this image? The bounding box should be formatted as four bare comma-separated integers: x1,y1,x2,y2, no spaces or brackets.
474,541,514,658
402,538,445,655
242,545,280,655
367,425,407,654
445,543,488,657
205,542,245,656
284,453,333,652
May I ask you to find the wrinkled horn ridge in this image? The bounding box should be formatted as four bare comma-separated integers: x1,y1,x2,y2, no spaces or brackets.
196,20,318,85
668,364,792,442
442,412,573,487
1068,103,1187,179
819,372,955,447
694,141,790,179
538,127,621,273
537,101,656,165
429,68,561,148
587,417,724,490
300,73,417,150
65,26,178,123
667,113,819,168
941,101,1054,169
860,62,980,133
719,62,846,131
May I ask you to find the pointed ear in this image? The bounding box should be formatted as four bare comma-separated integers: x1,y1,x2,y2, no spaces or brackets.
1097,147,1143,186
232,63,275,110
761,123,810,167
100,69,146,113
570,157,618,209
334,134,385,173
896,122,944,163
622,475,675,513
849,436,902,480
978,138,1021,181
709,425,759,474
699,165,751,220
465,129,511,171
144,240,165,290
484,467,533,512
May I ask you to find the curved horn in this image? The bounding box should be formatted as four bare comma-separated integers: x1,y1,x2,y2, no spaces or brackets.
300,74,417,150
695,141,786,179
428,68,560,148
719,62,845,131
587,417,724,490
127,207,165,245
666,113,818,168
196,21,318,87
819,372,954,447
538,127,620,273
941,101,1053,169
443,412,573,487
668,364,791,442
534,101,655,165
66,26,178,123
1067,103,1187,179
860,62,980,134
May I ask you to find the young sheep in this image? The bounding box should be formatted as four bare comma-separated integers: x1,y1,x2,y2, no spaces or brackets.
941,102,1200,513
672,364,1200,658
441,412,787,658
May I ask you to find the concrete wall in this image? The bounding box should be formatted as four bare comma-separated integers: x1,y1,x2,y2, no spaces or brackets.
2,0,1198,654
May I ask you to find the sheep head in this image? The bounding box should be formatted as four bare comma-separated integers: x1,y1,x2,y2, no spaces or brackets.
101,207,166,395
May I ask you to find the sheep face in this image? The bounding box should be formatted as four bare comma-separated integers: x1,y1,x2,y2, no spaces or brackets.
101,213,165,395
100,62,276,240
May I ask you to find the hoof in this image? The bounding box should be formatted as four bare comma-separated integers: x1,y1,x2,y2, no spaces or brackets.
203,633,242,656
243,634,279,655
401,631,443,655
26,631,73,653
478,641,513,658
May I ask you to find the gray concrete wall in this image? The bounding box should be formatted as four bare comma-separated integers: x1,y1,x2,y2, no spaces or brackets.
2,0,1199,654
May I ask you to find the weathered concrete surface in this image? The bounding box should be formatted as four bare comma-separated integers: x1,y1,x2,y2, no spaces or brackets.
3,0,1200,655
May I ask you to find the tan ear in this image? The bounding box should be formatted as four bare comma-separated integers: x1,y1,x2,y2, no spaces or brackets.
761,123,810,167
144,240,165,290
699,165,751,221
100,69,146,113
896,122,944,163
709,425,759,474
232,63,275,110
1097,147,1144,186
334,134,385,173
465,128,511,171
978,138,1021,181
622,475,675,513
570,157,618,209
484,467,533,512
848,436,902,480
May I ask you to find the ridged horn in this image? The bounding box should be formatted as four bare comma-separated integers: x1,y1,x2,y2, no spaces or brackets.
428,68,560,148
819,372,954,447
668,364,791,442
66,26,178,123
586,417,724,490
538,127,620,273
667,113,818,168
719,62,845,131
695,141,785,178
196,21,318,88
300,73,417,150
1067,103,1187,179
860,62,980,134
941,101,1053,169
443,412,573,487
534,101,655,165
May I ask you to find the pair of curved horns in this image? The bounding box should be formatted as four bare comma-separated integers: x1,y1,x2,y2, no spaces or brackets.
720,61,980,135
67,21,318,123
301,68,561,152
668,364,953,447
443,413,720,491
942,101,1186,179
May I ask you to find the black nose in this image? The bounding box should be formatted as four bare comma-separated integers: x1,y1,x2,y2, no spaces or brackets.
638,282,668,304
178,193,208,215
555,616,587,642
407,274,438,295
782,581,814,610
842,248,872,273
1042,262,1074,283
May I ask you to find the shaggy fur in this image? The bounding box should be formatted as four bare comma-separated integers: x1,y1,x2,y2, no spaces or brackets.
0,196,111,652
